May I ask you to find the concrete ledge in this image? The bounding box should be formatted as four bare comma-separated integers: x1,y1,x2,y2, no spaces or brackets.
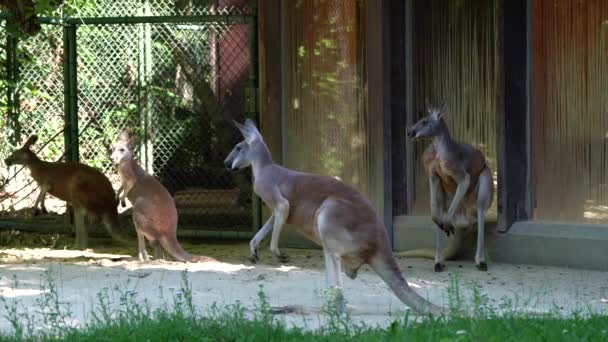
394,215,608,271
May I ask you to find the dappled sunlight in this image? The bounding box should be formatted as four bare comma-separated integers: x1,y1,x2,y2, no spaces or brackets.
583,200,608,221
0,248,131,261
274,265,299,272
120,260,254,274
0,265,46,272
0,287,47,298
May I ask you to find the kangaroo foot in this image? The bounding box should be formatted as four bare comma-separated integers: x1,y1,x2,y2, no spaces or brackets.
248,248,259,263
442,224,455,236
434,263,445,273
476,262,487,271
275,253,290,264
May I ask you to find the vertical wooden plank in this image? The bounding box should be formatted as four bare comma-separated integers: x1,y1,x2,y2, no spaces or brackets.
366,0,393,245
497,0,531,232
390,0,407,217
258,0,281,223
258,0,282,163
404,0,415,215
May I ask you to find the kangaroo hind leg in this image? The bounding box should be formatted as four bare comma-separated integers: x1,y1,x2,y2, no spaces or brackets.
136,230,149,262
475,168,493,271
316,199,359,314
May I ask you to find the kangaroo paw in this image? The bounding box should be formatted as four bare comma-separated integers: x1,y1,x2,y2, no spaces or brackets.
477,262,488,271
434,263,445,273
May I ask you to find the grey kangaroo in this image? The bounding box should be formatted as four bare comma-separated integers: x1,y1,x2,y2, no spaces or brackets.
112,130,214,263
224,119,443,316
400,100,494,272
4,135,130,248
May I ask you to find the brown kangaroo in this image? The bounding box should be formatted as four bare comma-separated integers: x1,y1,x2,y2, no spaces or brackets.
401,100,494,272
224,119,444,316
111,130,214,263
4,135,131,248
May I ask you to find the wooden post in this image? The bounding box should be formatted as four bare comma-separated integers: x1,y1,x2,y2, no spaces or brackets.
497,0,531,232
390,0,407,217
258,0,282,223
258,0,282,163
366,0,393,246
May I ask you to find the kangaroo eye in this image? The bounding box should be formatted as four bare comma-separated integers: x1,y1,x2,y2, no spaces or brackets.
422,119,428,125
236,146,242,151
119,148,125,153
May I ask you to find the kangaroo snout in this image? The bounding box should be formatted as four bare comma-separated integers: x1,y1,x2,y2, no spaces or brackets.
4,158,12,167
224,161,233,171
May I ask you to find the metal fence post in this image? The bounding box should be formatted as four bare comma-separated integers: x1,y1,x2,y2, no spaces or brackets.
6,21,20,145
138,0,154,174
63,22,79,162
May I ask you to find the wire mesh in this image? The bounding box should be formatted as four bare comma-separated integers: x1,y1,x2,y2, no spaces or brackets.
71,0,254,18
0,23,67,214
0,0,256,233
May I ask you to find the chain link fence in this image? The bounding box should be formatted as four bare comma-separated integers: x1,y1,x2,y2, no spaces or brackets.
0,0,258,238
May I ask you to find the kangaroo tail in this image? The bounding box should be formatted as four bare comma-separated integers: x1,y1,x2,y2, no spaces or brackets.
102,213,132,245
394,248,436,259
159,235,217,263
369,251,445,316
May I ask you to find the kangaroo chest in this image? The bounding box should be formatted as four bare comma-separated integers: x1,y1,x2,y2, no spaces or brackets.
423,144,483,196
117,166,139,195
423,146,458,194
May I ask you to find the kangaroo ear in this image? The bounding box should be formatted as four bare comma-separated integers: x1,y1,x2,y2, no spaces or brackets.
117,129,130,142
425,98,432,113
117,129,138,150
23,135,38,149
234,119,261,143
244,119,261,135
438,98,448,114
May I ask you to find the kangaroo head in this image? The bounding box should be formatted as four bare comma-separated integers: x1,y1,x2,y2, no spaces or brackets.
406,99,448,139
224,119,263,171
111,130,136,165
5,135,39,167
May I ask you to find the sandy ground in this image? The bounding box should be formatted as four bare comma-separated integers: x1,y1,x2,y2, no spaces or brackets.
1,240,608,332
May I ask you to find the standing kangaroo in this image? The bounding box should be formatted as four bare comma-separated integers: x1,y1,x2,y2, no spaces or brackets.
400,100,494,272
224,119,443,316
4,135,130,248
111,130,214,263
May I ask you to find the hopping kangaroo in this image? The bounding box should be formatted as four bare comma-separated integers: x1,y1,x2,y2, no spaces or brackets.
4,135,130,248
224,119,443,316
111,130,214,263
400,100,494,272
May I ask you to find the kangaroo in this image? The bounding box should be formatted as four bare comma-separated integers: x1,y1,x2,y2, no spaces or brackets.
4,135,131,248
111,130,215,263
399,100,494,272
224,119,444,316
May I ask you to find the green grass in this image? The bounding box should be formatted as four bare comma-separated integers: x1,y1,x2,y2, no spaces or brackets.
0,270,607,341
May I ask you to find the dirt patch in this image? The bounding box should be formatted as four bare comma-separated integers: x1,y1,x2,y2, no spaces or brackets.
0,233,607,331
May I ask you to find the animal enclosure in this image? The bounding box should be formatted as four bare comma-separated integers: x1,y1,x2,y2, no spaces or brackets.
0,0,259,238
